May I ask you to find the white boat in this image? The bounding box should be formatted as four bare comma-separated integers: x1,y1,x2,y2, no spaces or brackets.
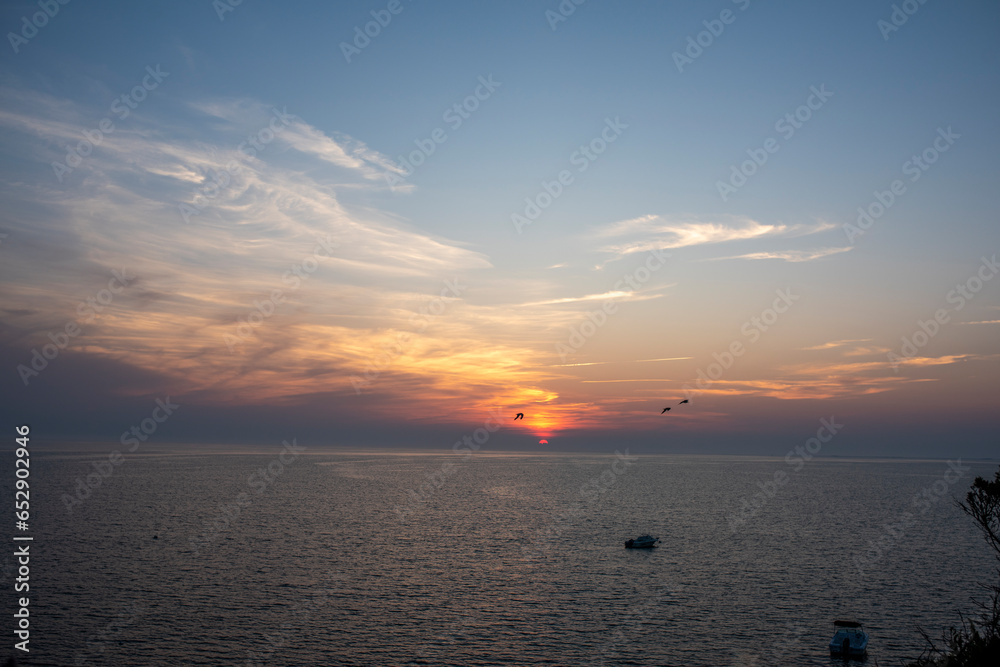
829,620,868,656
624,535,659,549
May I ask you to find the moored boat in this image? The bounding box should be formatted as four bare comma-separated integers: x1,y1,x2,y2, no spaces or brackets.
624,535,659,548
829,620,868,656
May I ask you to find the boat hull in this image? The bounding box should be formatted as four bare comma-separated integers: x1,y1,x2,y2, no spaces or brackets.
829,634,868,656
624,536,659,549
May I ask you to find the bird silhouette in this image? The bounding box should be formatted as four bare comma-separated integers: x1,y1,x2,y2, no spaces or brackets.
661,407,671,414
514,413,524,420
678,399,689,404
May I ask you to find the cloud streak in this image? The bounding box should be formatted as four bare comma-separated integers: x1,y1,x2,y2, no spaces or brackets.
707,247,851,262
591,215,837,263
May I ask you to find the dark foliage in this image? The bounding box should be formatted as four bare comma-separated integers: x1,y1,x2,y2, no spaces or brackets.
906,467,1000,666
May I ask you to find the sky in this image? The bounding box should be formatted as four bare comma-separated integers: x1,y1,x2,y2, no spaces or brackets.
1,0,998,457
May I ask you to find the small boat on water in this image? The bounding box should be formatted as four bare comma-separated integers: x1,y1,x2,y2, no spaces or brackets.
624,535,659,549
829,620,868,656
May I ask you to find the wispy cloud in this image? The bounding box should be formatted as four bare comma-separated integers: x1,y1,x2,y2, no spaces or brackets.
591,215,835,263
279,121,408,183
799,339,872,351
708,247,851,262
677,376,916,400
521,289,668,307
580,378,676,383
887,354,977,368
552,357,691,368
522,290,631,306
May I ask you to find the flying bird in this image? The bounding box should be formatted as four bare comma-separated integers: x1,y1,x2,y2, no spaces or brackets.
678,399,689,404
514,413,524,420
661,407,670,413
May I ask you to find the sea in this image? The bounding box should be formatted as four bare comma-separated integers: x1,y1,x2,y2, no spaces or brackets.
5,449,996,666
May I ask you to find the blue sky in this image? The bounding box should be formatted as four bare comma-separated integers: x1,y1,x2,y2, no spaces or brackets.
2,1,998,456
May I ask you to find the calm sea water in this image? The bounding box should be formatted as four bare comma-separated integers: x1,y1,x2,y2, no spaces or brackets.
5,449,995,666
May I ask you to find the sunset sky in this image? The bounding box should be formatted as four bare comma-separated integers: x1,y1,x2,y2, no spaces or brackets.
2,1,998,456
